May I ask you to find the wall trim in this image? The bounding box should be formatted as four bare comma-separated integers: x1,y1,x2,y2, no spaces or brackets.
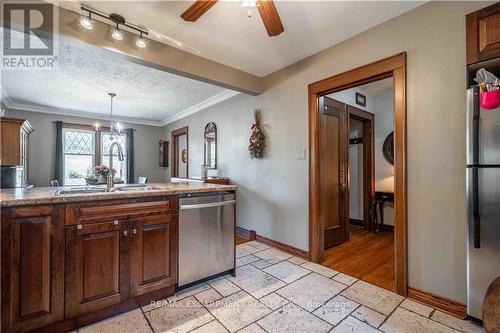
236,226,309,259
235,227,256,241
407,287,467,320
1,89,240,128
160,90,240,126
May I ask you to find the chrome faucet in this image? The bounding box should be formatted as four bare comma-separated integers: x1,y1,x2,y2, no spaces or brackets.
107,142,125,190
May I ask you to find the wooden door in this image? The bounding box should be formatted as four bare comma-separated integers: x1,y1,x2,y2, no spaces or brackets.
1,205,65,333
65,220,129,318
129,214,178,297
320,97,349,248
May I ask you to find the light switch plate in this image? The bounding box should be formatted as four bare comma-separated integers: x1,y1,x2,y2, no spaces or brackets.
297,149,306,160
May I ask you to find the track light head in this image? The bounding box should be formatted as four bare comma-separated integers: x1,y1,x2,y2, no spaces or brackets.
111,24,123,40
80,12,92,30
136,32,146,48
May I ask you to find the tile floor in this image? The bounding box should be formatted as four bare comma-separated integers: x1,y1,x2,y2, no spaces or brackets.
76,241,484,333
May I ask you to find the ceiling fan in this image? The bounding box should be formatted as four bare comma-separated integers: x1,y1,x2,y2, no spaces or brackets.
180,0,284,37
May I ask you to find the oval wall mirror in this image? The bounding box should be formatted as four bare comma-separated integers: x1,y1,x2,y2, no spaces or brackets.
204,122,217,169
383,131,394,165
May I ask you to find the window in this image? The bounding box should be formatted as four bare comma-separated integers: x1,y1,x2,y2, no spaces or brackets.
62,125,129,185
63,128,95,185
101,133,127,183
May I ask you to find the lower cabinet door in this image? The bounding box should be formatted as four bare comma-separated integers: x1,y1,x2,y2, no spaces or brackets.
1,205,65,333
129,214,178,297
65,220,129,318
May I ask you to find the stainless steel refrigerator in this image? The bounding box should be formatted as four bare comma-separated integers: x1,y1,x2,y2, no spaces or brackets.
466,86,500,320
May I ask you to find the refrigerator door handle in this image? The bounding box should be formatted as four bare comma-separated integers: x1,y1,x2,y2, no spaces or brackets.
466,87,480,165
472,167,481,249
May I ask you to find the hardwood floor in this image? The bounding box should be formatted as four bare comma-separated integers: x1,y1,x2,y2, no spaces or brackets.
323,224,395,292
235,236,249,245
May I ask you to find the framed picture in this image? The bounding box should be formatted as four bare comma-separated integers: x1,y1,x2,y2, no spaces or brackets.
355,92,366,107
159,140,169,167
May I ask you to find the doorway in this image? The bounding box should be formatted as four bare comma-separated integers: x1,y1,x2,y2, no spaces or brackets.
308,53,407,296
171,126,189,178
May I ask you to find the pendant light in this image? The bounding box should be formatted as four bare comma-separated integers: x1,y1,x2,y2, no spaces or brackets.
107,93,123,138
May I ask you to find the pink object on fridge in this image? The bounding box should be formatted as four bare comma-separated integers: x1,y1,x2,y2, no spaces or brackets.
480,90,500,110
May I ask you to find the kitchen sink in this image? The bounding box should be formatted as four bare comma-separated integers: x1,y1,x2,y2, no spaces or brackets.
115,185,163,191
53,188,108,196
54,185,163,196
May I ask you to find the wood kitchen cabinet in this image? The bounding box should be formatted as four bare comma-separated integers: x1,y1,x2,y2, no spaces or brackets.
129,214,178,297
64,197,178,317
466,3,500,65
1,205,65,333
65,220,130,318
1,197,179,332
0,117,33,185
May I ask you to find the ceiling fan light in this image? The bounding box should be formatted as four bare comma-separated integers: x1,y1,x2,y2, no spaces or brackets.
111,26,123,40
80,15,93,30
136,36,146,48
241,0,258,7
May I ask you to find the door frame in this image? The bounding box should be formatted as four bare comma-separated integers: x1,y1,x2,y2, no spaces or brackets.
308,53,407,296
171,126,189,178
348,105,375,232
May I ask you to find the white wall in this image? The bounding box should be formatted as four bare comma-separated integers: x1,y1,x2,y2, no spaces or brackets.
4,108,166,186
165,1,488,303
349,119,364,221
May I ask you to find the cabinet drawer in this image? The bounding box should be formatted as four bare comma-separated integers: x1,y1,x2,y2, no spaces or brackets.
66,197,178,225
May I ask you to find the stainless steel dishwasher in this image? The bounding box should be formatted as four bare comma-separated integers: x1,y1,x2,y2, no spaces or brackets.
178,192,235,286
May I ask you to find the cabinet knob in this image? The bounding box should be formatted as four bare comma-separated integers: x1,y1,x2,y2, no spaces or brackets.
114,220,119,225
123,230,128,236
132,228,137,235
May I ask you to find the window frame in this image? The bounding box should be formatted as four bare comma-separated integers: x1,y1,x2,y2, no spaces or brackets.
62,125,96,186
62,123,128,185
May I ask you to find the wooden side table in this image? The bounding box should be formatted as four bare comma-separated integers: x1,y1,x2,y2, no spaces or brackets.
372,191,394,232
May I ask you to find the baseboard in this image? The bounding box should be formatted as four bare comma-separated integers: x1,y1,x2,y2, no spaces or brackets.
235,226,256,240
236,226,309,259
349,219,364,227
379,224,394,232
408,287,467,319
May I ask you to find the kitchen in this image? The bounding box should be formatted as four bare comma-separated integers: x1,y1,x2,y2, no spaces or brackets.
1,1,500,333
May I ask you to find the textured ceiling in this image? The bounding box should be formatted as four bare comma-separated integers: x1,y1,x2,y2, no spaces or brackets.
1,28,230,124
55,1,424,77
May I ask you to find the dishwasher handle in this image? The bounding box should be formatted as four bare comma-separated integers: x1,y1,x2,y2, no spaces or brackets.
180,200,236,210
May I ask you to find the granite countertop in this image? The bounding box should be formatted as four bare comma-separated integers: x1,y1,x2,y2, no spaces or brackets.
0,182,238,207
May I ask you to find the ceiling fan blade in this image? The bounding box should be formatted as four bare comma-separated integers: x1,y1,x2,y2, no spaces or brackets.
256,0,284,37
181,0,218,22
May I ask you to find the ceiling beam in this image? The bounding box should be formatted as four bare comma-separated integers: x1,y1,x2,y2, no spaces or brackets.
49,6,264,95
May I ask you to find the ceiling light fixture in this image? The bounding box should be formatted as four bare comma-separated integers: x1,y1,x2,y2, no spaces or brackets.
80,12,93,30
241,0,259,18
136,31,146,48
107,93,123,138
111,23,123,40
80,6,148,47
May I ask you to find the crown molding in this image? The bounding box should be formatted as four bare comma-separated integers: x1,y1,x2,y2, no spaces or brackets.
1,89,240,128
1,96,162,127
160,89,240,126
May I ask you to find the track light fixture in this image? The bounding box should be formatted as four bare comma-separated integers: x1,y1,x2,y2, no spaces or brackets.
111,23,123,40
80,11,93,30
80,6,148,48
136,31,146,48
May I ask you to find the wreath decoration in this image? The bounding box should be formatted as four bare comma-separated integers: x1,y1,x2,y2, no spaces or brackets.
248,109,265,159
